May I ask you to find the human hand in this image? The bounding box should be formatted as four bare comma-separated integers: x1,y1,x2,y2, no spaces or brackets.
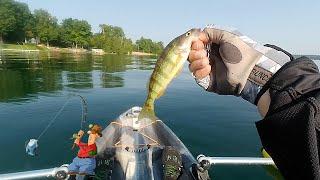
189,26,273,95
188,32,211,79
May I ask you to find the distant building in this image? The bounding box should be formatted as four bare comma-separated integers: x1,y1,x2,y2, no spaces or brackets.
91,49,105,55
31,38,37,44
26,38,37,44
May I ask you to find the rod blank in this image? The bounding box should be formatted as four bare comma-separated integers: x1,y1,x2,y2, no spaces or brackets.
197,154,275,166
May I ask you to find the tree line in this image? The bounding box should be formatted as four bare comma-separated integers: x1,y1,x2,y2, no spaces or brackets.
0,0,164,54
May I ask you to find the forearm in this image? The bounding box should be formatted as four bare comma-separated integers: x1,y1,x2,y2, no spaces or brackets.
256,89,271,117
241,45,291,116
240,81,271,117
239,43,293,105
255,57,320,179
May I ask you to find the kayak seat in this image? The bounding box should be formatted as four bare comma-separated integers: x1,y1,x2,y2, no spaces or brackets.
162,146,182,180
94,148,115,180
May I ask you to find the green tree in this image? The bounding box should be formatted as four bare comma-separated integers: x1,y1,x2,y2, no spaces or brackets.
33,9,59,46
100,24,125,38
152,41,164,54
135,37,164,54
8,1,32,42
0,0,16,42
122,38,133,54
91,24,133,54
24,15,35,42
61,18,92,48
100,24,125,53
90,33,105,49
0,0,32,43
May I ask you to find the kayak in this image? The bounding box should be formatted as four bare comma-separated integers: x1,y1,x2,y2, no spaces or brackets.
94,106,209,179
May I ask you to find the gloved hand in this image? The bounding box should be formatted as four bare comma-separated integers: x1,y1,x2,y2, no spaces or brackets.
189,25,291,102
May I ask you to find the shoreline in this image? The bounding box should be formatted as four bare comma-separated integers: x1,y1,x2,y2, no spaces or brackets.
0,44,157,56
131,51,155,56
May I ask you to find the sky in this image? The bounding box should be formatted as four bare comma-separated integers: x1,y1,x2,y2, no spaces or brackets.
18,0,320,55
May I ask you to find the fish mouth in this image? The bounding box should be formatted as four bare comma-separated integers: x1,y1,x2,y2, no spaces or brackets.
177,28,202,48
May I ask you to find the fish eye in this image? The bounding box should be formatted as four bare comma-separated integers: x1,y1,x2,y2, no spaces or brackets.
186,32,191,36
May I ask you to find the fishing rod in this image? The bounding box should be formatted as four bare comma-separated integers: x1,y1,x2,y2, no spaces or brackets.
25,94,88,156
71,94,88,150
77,94,88,129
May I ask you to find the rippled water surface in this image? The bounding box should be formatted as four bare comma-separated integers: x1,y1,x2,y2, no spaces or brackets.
1,51,306,179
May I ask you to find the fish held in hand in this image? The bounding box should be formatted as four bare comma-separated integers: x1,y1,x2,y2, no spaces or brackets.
139,28,201,120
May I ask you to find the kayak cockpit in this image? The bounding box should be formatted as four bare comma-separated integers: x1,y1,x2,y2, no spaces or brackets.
94,106,201,179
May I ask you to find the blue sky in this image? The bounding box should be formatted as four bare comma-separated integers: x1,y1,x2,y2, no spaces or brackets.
19,0,320,55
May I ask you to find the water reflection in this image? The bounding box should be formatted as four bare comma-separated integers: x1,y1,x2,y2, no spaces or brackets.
128,56,157,70
0,52,156,102
65,72,93,89
101,73,124,88
97,55,132,73
0,66,63,102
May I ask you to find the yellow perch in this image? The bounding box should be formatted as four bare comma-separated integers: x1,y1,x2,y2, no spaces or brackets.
139,28,201,120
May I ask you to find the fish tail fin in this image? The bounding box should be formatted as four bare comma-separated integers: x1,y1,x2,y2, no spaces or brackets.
138,104,157,121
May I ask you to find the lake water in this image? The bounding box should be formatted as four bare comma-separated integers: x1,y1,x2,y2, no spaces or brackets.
1,51,318,179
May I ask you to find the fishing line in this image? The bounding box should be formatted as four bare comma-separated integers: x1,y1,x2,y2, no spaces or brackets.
37,94,87,140
26,94,88,156
37,99,71,140
77,94,88,129
25,98,71,156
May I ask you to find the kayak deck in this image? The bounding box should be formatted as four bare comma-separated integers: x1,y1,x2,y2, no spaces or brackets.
94,106,198,179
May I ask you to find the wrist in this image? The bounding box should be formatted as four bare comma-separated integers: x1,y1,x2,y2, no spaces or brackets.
193,74,210,90
240,44,293,104
257,89,271,117
240,81,262,104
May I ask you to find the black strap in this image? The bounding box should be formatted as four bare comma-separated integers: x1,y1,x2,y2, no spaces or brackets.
254,44,295,105
264,44,294,61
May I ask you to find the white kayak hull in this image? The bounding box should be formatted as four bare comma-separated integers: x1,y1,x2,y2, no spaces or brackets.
94,106,201,179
